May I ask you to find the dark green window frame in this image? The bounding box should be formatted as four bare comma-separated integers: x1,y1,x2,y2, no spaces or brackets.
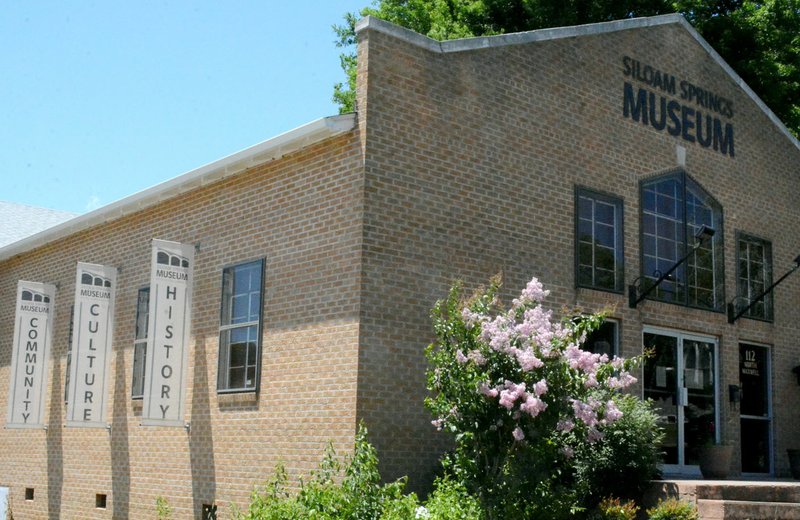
131,287,150,399
575,187,624,293
639,169,724,311
583,319,619,357
736,232,773,322
217,259,265,393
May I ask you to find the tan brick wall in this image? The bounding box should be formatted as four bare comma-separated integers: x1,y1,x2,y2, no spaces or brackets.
355,20,800,489
2,15,800,518
0,131,364,518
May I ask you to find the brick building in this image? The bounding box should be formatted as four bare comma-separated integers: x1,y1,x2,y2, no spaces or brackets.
1,13,799,518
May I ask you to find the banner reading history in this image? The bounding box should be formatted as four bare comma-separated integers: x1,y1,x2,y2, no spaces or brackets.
6,281,56,428
66,263,117,427
142,239,194,426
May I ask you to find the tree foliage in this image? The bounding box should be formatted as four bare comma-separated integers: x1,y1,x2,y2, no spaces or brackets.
334,0,800,137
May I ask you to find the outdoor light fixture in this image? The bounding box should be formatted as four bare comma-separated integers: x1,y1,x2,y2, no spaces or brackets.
727,254,800,324
628,225,715,308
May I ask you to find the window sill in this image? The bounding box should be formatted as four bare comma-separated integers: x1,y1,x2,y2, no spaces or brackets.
576,285,624,295
217,390,258,407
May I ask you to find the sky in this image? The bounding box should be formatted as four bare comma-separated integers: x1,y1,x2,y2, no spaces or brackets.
0,1,368,214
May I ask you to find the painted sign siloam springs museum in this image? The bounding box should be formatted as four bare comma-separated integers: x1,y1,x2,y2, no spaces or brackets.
142,239,194,426
6,281,56,428
66,262,117,427
622,56,735,157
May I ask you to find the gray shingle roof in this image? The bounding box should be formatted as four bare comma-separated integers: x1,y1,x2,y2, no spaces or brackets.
0,201,77,248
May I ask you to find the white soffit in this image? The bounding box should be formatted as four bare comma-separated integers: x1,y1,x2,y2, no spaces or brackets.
0,113,356,262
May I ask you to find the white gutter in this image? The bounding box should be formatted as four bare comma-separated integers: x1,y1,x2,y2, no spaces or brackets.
0,113,356,263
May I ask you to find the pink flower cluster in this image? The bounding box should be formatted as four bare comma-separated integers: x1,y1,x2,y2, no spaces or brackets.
512,277,551,310
456,349,488,366
569,397,624,442
476,304,569,375
486,379,549,421
454,276,639,444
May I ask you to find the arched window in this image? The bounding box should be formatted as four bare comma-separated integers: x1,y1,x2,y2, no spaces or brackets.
81,273,93,285
640,169,724,310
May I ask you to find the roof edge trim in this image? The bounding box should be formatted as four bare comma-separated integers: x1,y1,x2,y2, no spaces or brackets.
355,14,685,53
0,113,357,263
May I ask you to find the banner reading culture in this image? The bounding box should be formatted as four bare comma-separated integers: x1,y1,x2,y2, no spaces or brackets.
66,262,117,427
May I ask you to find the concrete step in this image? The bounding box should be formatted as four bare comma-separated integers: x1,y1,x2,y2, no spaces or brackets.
695,481,800,503
698,498,800,520
649,480,800,504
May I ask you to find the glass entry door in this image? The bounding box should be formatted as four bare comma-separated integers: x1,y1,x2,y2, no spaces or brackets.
643,329,718,475
739,343,772,474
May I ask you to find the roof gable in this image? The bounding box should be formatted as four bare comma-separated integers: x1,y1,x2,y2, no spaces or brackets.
356,14,800,154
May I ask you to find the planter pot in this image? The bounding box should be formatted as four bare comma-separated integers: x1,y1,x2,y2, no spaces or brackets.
788,449,800,480
699,445,733,479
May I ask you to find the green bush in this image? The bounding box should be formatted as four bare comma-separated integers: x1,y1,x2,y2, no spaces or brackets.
155,496,172,520
646,498,699,520
590,497,638,520
377,493,421,520
573,394,664,505
423,477,483,520
233,424,408,520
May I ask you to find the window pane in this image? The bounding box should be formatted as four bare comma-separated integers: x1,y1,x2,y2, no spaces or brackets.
578,265,593,286
575,189,622,292
578,218,592,240
221,261,262,326
737,235,773,320
231,294,249,324
228,367,245,390
132,341,146,399
583,321,617,357
132,287,150,398
135,288,150,340
595,223,615,248
596,269,615,289
595,201,615,225
578,196,593,217
218,313,261,391
641,172,723,309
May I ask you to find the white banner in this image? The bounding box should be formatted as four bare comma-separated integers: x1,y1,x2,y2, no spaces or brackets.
66,263,117,427
6,281,56,428
142,239,194,426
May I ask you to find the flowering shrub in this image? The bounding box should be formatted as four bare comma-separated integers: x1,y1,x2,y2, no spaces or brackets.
425,276,643,519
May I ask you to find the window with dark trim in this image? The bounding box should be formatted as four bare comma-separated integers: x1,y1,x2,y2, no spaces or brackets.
64,304,74,403
640,170,724,310
131,287,149,399
217,259,264,393
576,187,624,292
583,319,619,357
736,233,773,321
